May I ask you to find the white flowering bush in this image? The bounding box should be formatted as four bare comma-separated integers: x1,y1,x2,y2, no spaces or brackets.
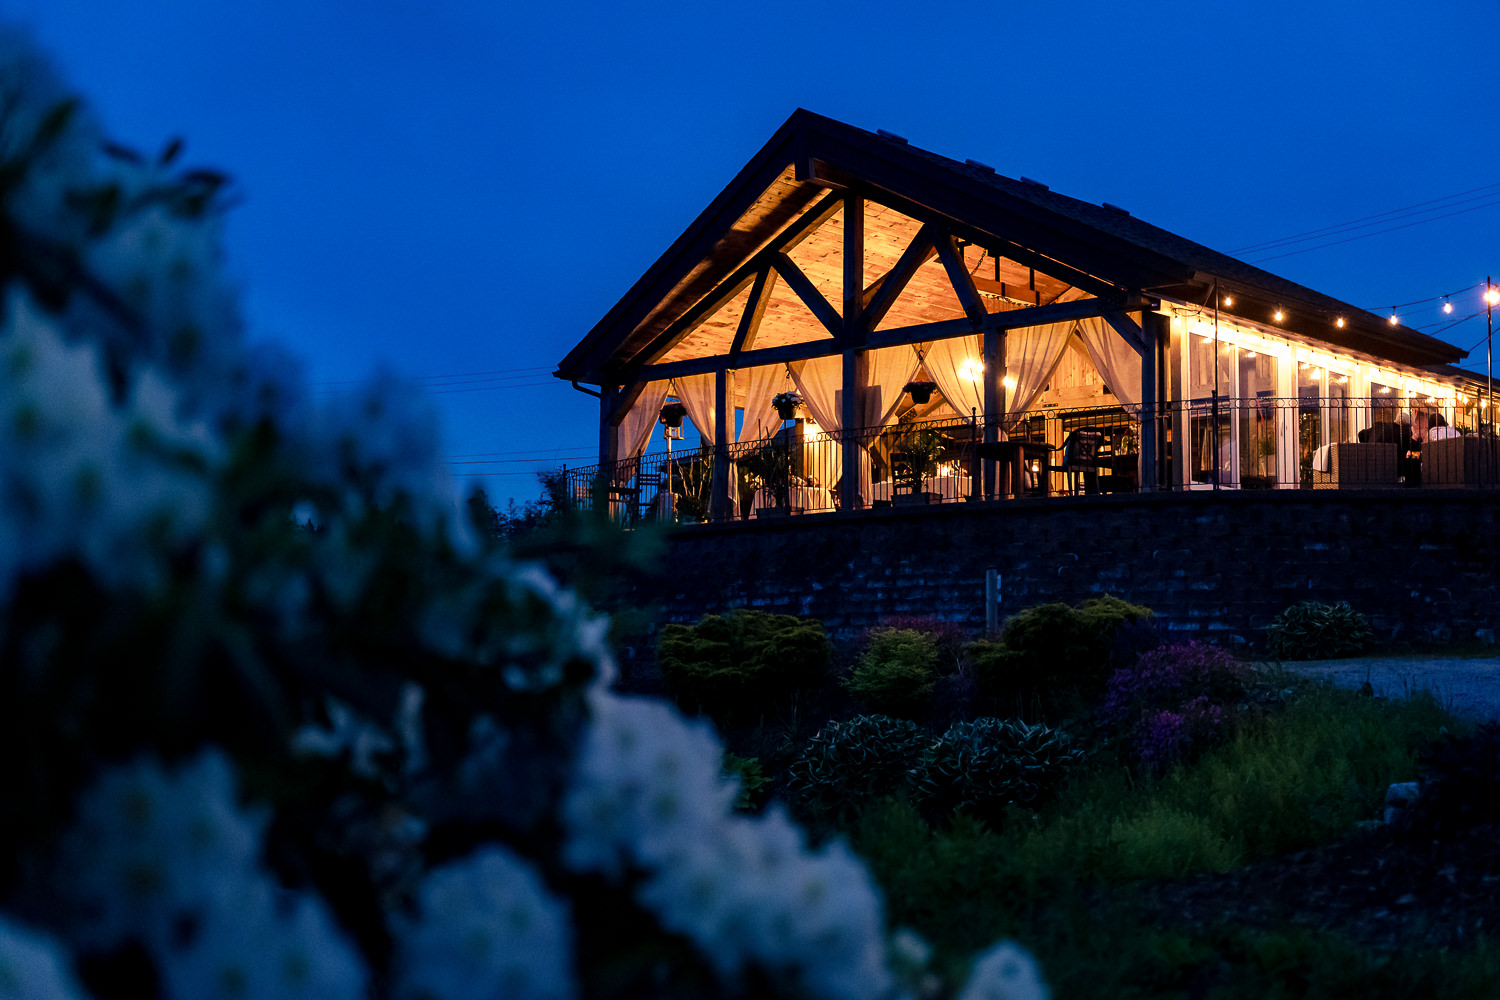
0,24,1047,1000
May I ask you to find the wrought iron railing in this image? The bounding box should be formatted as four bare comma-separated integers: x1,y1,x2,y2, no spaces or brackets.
556,398,1497,524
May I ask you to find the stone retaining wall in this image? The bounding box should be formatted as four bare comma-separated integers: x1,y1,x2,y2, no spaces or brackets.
628,491,1500,650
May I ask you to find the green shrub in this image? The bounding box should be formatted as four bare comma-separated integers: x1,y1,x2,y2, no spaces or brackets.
968,596,1155,716
722,752,771,812
788,714,928,821
656,609,829,723
1105,807,1243,879
1262,600,1373,660
844,629,937,718
915,717,1086,823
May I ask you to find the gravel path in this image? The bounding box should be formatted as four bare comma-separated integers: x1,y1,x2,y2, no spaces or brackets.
1269,657,1500,723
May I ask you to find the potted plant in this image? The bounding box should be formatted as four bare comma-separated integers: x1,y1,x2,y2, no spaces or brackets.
740,437,795,514
890,423,945,504
659,401,688,428
772,390,803,421
903,380,939,405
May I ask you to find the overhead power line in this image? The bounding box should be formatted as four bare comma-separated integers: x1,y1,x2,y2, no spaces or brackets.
1232,181,1500,258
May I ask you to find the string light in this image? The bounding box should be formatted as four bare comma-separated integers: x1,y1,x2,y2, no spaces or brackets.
1444,296,1454,314
1487,286,1500,306
1222,295,1234,307
1389,310,1399,326
1273,306,1284,322
1335,316,1346,328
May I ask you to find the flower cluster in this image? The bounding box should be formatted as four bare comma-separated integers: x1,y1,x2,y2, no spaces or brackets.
1101,642,1251,771
772,389,804,409
0,23,1050,1000
1133,697,1227,773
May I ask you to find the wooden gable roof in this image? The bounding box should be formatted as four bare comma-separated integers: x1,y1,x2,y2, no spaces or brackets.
556,110,1465,385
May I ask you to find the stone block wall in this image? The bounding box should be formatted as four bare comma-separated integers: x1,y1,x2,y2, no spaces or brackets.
627,491,1500,651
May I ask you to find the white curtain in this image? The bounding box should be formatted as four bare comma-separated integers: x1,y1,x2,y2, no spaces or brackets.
859,345,924,429
611,379,670,485
922,335,984,420
673,373,718,442
1076,316,1143,407
738,364,784,443
789,355,845,490
1006,321,1077,416
789,355,843,431
856,346,923,502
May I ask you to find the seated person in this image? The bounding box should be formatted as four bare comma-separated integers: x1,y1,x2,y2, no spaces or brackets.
1359,413,1417,484
1422,412,1460,441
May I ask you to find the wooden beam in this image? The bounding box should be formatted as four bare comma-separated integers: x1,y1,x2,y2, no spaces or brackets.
843,192,864,346
1101,311,1147,356
710,368,732,519
729,267,775,360
636,292,1156,383
840,349,859,510
935,233,989,326
862,221,938,332
845,183,1122,300
971,275,1040,305
620,192,843,376
771,252,842,340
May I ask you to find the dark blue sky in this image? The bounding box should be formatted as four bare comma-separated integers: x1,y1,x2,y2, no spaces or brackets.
11,1,1500,504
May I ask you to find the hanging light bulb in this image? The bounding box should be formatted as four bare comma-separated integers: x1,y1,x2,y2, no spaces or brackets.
1443,296,1454,314
1487,286,1500,306
1222,295,1234,307
1335,316,1346,328
1389,310,1399,326
1273,306,1284,323
1002,375,1017,390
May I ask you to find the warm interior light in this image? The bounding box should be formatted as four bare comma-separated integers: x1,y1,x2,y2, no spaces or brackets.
1245,350,1256,358
1336,375,1348,384
1002,375,1017,390
959,358,984,381
1309,369,1321,380
1379,386,1392,394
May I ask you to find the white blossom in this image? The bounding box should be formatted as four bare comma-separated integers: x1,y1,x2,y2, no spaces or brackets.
561,692,735,876
161,879,366,1000
563,692,894,1000
0,916,88,1000
394,846,574,1000
57,750,266,953
956,942,1049,1000
0,289,216,597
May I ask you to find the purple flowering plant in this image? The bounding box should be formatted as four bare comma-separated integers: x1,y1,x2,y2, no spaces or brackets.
1101,642,1252,771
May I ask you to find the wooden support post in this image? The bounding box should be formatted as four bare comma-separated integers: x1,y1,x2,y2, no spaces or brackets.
841,193,865,511
982,323,1006,497
595,386,622,512
1139,311,1169,492
841,349,860,510
711,368,733,520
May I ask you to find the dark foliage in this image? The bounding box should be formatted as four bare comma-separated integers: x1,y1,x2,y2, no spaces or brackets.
655,609,830,726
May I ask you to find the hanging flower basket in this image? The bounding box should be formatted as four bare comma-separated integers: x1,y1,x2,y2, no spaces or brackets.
772,390,803,420
658,401,687,428
904,380,938,405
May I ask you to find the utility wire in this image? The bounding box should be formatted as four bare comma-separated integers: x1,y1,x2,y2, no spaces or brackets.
1244,197,1500,264
1232,181,1500,254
